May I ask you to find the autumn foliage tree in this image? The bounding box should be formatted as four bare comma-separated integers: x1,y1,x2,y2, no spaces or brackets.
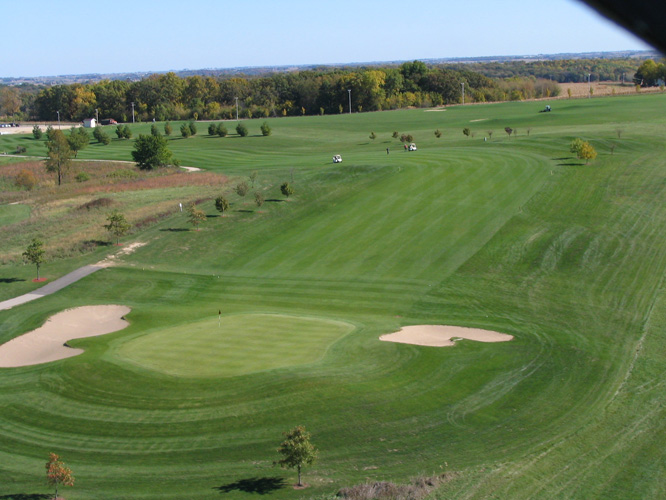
187,203,206,230
275,426,318,487
45,452,74,499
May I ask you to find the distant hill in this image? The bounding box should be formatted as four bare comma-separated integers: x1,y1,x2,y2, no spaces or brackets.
0,50,659,86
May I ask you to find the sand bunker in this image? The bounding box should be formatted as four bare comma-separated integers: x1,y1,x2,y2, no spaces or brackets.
0,305,130,367
380,325,513,347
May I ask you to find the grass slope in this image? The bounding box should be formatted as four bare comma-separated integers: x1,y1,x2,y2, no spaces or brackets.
0,94,665,499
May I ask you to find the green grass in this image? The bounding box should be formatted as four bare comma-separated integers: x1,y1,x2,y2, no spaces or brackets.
1,94,666,499
0,203,29,226
113,313,355,378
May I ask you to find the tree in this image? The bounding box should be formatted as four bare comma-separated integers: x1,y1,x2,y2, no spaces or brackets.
104,210,131,245
570,138,585,156
150,123,161,136
236,122,249,137
434,129,442,138
235,181,249,197
164,121,172,136
45,129,73,185
32,125,43,140
462,127,471,138
116,124,131,139
260,121,272,136
131,134,174,170
249,170,258,188
180,123,192,138
281,182,294,198
208,123,218,136
369,131,376,140
275,426,318,487
92,126,110,145
504,126,513,137
188,121,197,136
46,453,74,500
187,203,206,230
215,196,230,214
392,131,399,139
217,123,228,137
578,142,597,164
255,191,264,207
67,127,89,158
487,130,493,139
23,238,46,280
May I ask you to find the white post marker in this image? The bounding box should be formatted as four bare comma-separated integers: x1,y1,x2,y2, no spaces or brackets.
179,202,183,212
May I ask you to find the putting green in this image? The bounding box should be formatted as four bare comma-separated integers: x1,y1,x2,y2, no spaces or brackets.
114,313,355,377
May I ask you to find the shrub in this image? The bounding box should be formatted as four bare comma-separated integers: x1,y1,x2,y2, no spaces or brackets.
392,131,399,139
235,181,249,197
75,172,90,182
217,123,228,137
15,169,37,190
260,121,271,136
236,122,249,137
32,125,43,140
164,121,172,136
208,123,218,136
15,145,27,154
280,182,294,198
188,121,197,136
215,196,230,214
434,129,442,138
180,123,191,138
255,191,264,207
369,131,376,140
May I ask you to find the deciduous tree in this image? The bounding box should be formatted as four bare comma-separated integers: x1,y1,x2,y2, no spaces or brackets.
45,129,73,185
187,203,206,230
235,181,249,197
578,142,597,164
67,127,89,158
131,134,174,170
255,191,264,207
462,127,471,138
215,196,230,214
104,210,131,245
275,426,318,487
46,453,74,500
23,238,45,280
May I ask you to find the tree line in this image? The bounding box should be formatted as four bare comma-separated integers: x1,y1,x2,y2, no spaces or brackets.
1,61,564,123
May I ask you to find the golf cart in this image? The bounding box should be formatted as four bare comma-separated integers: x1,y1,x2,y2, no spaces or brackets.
408,143,417,151
333,154,342,163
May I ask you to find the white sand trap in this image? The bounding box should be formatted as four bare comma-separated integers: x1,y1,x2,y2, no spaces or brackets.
380,325,513,347
0,305,130,367
470,118,489,122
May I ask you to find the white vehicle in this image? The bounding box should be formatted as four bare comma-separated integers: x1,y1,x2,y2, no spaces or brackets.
408,143,417,151
333,154,342,163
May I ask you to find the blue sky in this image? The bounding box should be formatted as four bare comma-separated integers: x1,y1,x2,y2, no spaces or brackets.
1,0,653,78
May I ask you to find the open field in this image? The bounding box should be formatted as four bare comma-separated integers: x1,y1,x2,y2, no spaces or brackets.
1,94,666,499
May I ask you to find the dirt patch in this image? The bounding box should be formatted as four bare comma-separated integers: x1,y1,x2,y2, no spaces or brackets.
97,241,146,267
380,325,513,347
0,305,130,367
